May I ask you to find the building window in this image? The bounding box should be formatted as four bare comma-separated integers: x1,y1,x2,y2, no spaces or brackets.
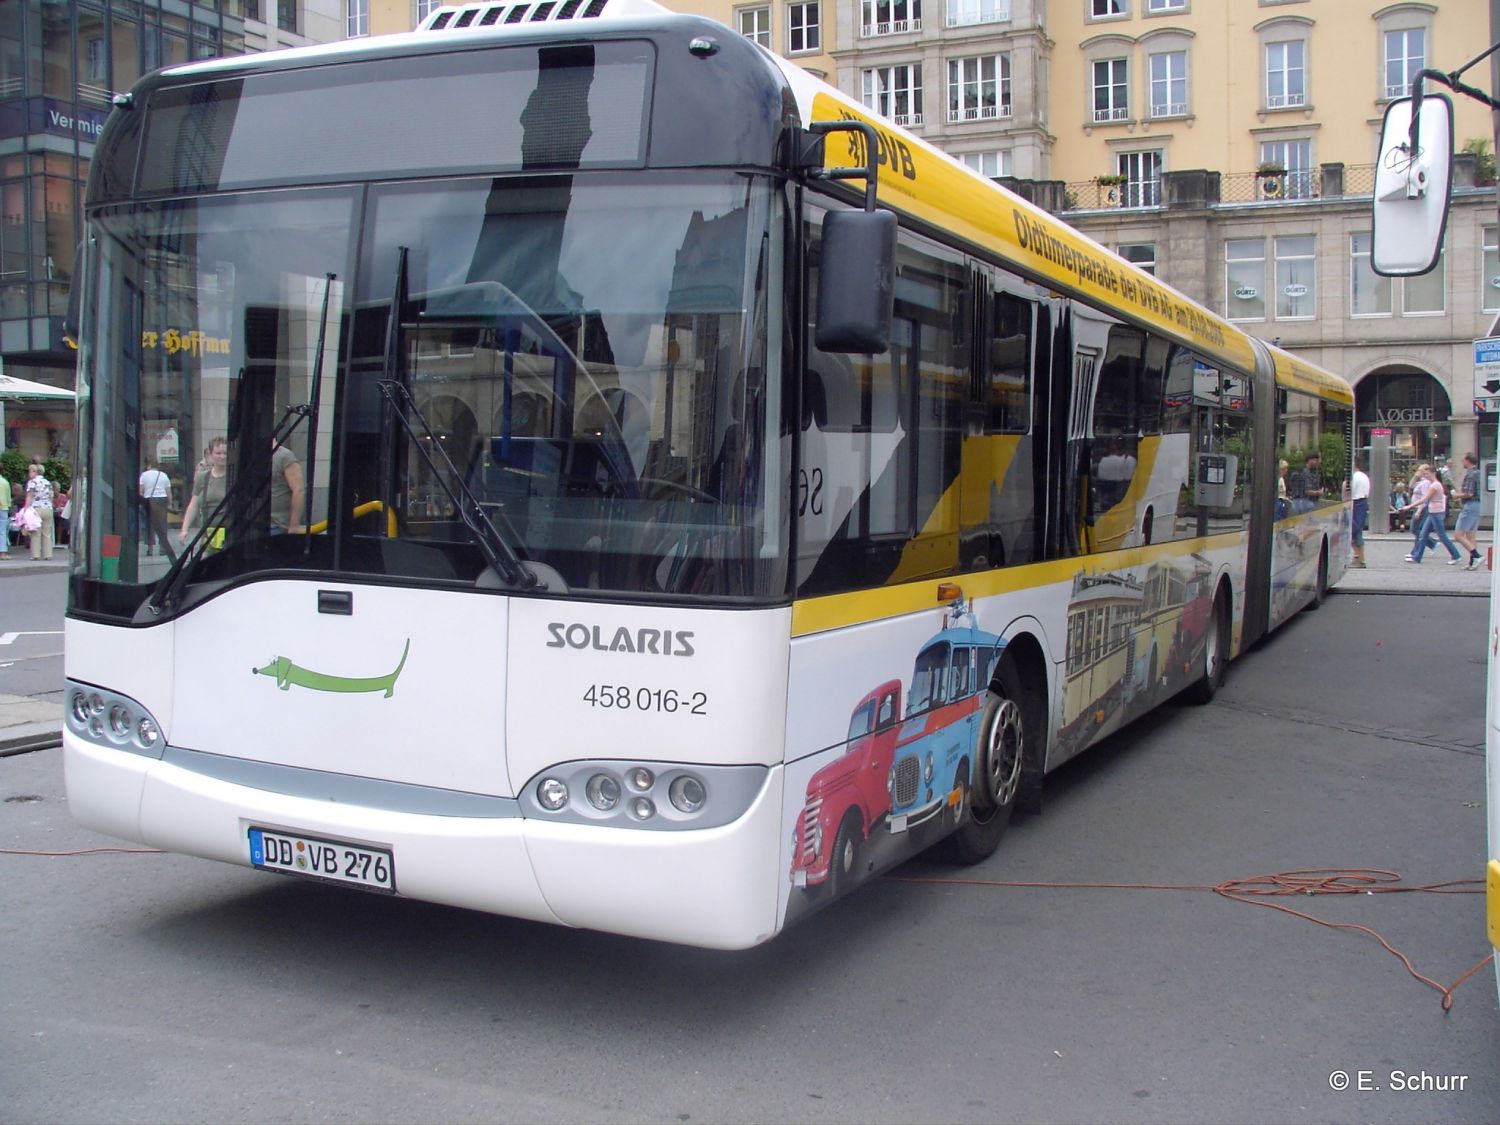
1091,0,1127,16
1484,227,1500,312
1226,238,1266,320
739,6,771,47
1148,50,1187,117
1147,0,1186,10
1274,235,1315,319
1404,248,1443,314
948,0,1007,26
1093,59,1129,122
416,0,443,21
1119,243,1156,275
864,0,922,36
346,0,368,38
960,151,1012,178
1383,28,1424,100
1350,232,1392,317
949,55,1011,122
1259,138,1313,199
863,64,923,126
1265,40,1305,108
788,2,820,53
1117,150,1162,206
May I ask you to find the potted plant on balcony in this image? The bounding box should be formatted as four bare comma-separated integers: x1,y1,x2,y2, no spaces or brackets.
1095,173,1127,203
1256,162,1286,196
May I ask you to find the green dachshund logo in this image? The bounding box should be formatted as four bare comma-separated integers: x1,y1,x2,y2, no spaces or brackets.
253,639,410,697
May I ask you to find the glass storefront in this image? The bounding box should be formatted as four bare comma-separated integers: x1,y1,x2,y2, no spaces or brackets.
0,1,247,387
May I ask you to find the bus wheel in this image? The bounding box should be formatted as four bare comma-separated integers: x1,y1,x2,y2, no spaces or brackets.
1185,589,1229,705
1307,543,1329,610
939,663,1026,864
828,813,862,897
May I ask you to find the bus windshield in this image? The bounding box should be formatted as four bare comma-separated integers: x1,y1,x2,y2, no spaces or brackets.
73,171,785,617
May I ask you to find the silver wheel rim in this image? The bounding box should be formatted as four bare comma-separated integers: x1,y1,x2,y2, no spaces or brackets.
1205,607,1221,681
984,698,1024,809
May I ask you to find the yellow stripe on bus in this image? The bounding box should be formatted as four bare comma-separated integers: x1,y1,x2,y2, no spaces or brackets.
1272,350,1355,406
810,94,1259,376
1489,858,1500,954
790,532,1245,637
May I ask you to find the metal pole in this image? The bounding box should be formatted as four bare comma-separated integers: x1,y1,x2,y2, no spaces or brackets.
1371,432,1391,534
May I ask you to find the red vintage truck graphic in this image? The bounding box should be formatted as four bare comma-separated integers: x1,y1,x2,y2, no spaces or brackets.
791,612,1003,896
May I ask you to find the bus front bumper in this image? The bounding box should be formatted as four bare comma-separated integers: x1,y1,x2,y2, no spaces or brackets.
64,735,785,950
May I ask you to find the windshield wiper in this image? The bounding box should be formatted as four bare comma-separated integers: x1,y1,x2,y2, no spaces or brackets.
301,272,337,558
141,400,313,619
376,379,542,591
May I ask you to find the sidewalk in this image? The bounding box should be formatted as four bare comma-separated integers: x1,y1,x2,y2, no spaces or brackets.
1,533,1491,757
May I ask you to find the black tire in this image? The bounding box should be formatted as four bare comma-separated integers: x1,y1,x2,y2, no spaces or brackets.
939,662,1030,865
1185,590,1229,705
828,813,862,897
1306,544,1328,610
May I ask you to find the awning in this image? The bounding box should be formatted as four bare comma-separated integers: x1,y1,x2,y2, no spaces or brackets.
0,374,74,401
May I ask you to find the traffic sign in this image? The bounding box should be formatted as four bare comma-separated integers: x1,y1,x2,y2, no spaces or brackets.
1475,336,1500,398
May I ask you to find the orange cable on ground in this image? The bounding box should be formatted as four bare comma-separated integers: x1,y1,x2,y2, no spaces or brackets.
887,867,1492,1012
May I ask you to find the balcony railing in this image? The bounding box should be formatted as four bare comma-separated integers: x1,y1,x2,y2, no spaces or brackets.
1265,92,1306,109
1150,102,1187,118
860,18,921,36
1060,163,1382,213
948,104,1009,122
1093,106,1129,123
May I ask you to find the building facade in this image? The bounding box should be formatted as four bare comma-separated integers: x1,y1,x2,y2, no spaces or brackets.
0,0,341,461
1046,0,1491,211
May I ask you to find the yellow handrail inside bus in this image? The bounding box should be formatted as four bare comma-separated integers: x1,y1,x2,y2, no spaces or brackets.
307,501,398,538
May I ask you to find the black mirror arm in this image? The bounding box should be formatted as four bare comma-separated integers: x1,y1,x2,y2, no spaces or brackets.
807,120,882,212
1407,48,1500,154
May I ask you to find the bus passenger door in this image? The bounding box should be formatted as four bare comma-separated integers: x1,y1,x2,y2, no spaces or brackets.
960,268,1036,571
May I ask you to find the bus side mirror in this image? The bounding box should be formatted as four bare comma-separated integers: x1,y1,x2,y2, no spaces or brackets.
816,209,896,355
1372,92,1453,277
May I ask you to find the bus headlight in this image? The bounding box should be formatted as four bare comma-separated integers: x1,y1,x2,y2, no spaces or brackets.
519,761,767,832
537,777,569,811
924,753,934,784
65,682,166,758
585,773,621,811
669,774,706,814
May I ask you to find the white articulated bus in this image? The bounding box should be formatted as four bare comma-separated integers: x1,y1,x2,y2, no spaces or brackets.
65,0,1353,948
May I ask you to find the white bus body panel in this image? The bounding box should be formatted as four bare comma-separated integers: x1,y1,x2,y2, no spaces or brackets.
505,600,792,782
65,595,793,949
172,582,513,795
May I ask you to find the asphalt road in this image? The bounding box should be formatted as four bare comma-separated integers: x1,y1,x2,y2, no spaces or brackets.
0,572,65,699
1,590,1496,1124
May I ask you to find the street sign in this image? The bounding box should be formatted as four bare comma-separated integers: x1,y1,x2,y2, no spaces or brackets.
1475,336,1500,398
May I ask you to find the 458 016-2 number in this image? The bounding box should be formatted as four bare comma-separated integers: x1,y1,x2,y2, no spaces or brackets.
582,685,708,715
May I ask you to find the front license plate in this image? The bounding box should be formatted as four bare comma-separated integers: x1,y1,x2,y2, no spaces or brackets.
248,827,395,894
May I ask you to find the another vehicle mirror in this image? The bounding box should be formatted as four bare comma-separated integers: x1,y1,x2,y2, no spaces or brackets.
1372,92,1454,277
816,209,896,355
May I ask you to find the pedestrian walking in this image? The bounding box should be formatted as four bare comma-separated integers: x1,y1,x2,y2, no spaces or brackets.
1396,464,1432,551
0,467,8,557
1451,451,1483,570
1406,465,1462,564
138,458,175,559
